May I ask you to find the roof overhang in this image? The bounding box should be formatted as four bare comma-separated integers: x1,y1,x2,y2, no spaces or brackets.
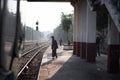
27,0,72,2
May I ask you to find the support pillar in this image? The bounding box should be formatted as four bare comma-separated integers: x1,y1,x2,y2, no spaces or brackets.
72,1,78,55
76,1,81,57
86,2,96,62
79,0,87,59
73,2,77,55
75,1,80,57
107,16,120,73
75,0,86,57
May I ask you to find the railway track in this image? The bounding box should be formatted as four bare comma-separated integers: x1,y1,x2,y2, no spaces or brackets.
22,41,45,53
11,42,50,80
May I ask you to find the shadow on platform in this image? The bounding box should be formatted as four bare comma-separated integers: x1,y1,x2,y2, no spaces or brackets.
39,47,120,80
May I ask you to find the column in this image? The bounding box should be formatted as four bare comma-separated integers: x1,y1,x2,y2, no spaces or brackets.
76,1,81,57
80,0,87,59
74,0,88,58
107,16,120,73
86,2,96,62
72,1,78,55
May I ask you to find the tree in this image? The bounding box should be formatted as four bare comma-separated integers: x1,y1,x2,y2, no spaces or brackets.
96,7,108,54
60,12,73,45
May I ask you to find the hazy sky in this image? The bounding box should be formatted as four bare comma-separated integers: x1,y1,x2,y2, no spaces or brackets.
20,1,74,32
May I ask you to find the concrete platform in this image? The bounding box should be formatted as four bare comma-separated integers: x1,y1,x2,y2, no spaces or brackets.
39,46,120,80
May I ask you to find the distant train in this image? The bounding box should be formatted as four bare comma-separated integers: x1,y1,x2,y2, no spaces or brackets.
0,0,24,80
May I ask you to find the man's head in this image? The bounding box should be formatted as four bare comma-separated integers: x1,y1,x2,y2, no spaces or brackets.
51,36,54,39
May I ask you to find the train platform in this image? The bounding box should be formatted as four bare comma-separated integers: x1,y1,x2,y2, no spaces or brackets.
38,46,120,80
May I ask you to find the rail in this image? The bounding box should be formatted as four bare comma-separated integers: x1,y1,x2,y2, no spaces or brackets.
16,42,49,79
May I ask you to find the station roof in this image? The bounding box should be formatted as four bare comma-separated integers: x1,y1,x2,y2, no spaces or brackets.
27,0,72,2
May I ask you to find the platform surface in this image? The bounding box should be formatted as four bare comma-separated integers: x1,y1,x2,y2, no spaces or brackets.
39,46,120,80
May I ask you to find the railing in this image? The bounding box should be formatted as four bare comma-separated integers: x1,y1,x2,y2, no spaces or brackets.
111,0,120,25
87,0,101,10
87,0,120,31
111,0,120,11
103,0,120,31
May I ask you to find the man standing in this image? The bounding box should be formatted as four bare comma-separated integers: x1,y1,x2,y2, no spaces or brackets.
59,38,62,46
51,36,58,59
96,36,101,56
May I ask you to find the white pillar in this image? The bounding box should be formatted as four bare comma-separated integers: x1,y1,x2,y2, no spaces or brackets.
76,1,81,56
72,0,97,61
73,2,77,55
107,15,120,73
75,0,87,57
78,0,87,58
86,1,96,62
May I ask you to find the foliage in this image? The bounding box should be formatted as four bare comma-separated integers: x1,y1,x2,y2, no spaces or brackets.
61,12,72,33
96,10,108,32
60,12,73,44
53,12,73,45
96,8,108,54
